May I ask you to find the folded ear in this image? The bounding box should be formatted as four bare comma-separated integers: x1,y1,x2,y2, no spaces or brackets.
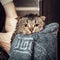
40,16,46,21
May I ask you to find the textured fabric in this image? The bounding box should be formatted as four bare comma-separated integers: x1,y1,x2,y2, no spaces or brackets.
9,23,59,60
9,34,34,60
0,0,13,5
33,23,59,60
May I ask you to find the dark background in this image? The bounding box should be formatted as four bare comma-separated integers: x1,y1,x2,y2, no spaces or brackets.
0,0,60,60
42,0,60,60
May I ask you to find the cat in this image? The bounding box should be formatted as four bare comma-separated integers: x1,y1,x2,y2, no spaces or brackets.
15,14,46,34
12,14,46,40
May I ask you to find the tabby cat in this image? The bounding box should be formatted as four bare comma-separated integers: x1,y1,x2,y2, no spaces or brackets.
15,14,46,35
11,14,46,41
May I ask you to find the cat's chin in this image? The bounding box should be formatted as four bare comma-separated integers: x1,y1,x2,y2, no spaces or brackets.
19,32,34,35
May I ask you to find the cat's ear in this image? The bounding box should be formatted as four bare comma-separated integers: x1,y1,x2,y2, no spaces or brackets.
15,16,21,21
40,16,46,21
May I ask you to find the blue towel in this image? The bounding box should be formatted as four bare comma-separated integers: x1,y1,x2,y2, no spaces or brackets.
9,23,59,60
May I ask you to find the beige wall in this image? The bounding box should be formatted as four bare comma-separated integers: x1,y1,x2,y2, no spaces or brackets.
14,0,42,16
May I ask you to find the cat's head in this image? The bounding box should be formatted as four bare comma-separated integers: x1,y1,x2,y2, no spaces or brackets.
16,14,46,34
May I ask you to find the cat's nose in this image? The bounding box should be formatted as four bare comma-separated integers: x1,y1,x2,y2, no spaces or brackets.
29,28,33,32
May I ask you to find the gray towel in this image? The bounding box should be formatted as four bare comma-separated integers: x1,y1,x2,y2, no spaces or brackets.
9,34,34,60
9,23,59,60
33,23,59,60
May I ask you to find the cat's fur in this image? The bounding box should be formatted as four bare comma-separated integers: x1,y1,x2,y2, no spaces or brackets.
15,14,46,34
12,14,46,41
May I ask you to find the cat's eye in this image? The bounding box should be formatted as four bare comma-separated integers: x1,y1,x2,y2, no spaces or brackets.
25,24,27,27
35,24,39,26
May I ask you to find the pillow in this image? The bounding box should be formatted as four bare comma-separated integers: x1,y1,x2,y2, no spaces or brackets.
9,23,59,60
